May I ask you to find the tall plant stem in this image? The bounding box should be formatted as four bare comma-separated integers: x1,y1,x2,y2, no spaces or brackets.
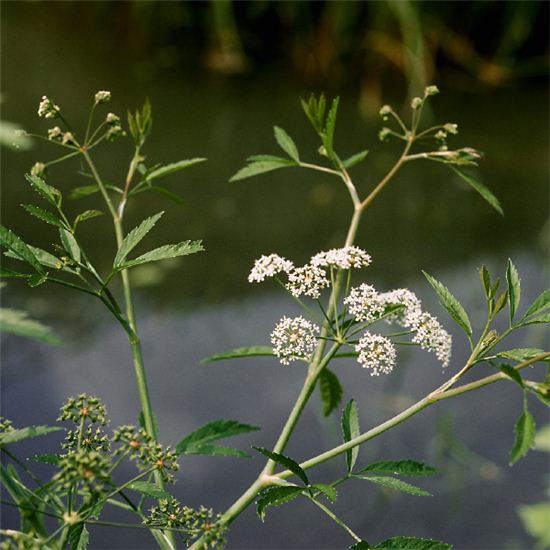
82,150,156,441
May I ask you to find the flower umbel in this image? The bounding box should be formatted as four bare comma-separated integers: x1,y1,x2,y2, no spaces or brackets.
37,95,60,119
344,283,384,324
412,312,452,367
59,394,107,426
379,288,423,328
355,332,397,375
94,90,111,104
285,264,329,299
310,246,372,270
271,316,319,365
248,253,294,283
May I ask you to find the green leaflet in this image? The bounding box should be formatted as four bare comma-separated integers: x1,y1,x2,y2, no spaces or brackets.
342,150,369,169
273,126,300,162
510,407,536,465
517,313,550,327
117,240,203,270
374,536,452,549
506,259,521,323
30,454,60,465
301,93,326,134
73,210,103,228
341,399,360,473
323,97,339,159
176,419,259,456
127,481,172,499
356,459,437,477
24,173,61,207
450,167,503,215
253,447,309,486
201,346,274,364
319,368,343,417
0,308,62,345
496,348,545,362
522,289,550,320
21,204,66,229
0,225,44,274
311,483,337,503
0,425,63,446
496,364,524,388
423,271,472,337
113,211,164,267
230,158,296,182
479,265,491,298
146,158,207,181
59,228,81,263
68,523,89,550
353,474,432,497
256,486,303,522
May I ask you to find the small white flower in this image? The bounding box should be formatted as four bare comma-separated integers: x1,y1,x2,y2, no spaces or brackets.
61,132,75,145
424,85,439,97
271,316,319,365
355,332,396,375
344,283,384,323
38,96,60,119
106,112,120,124
444,123,458,135
378,288,422,328
30,162,46,177
412,312,452,367
47,126,63,141
310,246,371,270
379,105,391,117
95,90,111,104
248,253,294,283
286,264,329,299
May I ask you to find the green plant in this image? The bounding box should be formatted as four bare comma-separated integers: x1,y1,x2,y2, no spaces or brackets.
1,88,549,549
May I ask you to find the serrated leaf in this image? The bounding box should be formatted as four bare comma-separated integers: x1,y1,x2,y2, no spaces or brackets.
311,483,337,503
301,94,326,134
30,454,60,465
230,159,296,182
59,228,81,264
146,158,206,181
21,204,65,228
113,212,164,267
0,308,62,345
357,460,437,477
319,368,343,417
497,348,545,362
517,313,550,326
341,399,360,473
496,364,524,388
201,346,274,364
256,486,303,522
493,290,508,315
184,444,252,457
24,173,61,207
522,289,550,320
118,240,203,269
73,210,103,227
342,150,369,169
68,523,89,550
6,246,71,273
506,259,521,322
423,271,472,337
0,266,28,278
253,447,309,486
0,425,63,446
273,126,300,162
323,97,339,158
0,226,44,274
510,408,536,465
451,167,503,215
176,419,260,455
374,536,452,549
353,475,432,496
127,481,172,499
479,265,491,298
27,274,48,288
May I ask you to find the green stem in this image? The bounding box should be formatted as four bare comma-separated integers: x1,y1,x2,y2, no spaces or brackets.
307,495,362,542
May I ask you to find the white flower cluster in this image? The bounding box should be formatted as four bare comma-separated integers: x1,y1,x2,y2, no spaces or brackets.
355,332,396,375
95,90,111,104
38,96,60,119
248,253,294,283
271,316,319,365
286,265,329,299
412,312,452,368
378,288,422,328
311,246,371,270
344,283,384,323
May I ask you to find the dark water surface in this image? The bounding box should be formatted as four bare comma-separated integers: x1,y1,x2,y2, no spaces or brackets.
1,9,550,550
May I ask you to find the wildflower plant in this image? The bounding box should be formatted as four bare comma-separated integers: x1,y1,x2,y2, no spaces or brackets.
1,87,549,549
